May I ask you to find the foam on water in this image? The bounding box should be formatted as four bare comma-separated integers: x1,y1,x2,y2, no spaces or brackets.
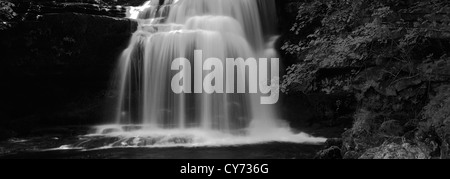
55,124,326,150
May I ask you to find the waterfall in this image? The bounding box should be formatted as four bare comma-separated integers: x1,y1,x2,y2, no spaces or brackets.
89,0,326,147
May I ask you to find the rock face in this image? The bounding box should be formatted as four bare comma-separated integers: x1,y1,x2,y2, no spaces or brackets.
379,120,404,136
315,146,342,159
360,143,431,159
0,1,137,139
315,138,344,159
11,0,131,19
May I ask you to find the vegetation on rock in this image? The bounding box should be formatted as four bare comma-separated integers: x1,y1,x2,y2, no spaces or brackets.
281,0,450,159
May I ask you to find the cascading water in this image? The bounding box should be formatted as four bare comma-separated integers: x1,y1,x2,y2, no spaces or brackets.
73,0,326,148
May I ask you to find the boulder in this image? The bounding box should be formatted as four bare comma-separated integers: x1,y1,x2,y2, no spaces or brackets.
314,146,342,159
435,125,450,158
360,142,431,159
343,151,361,159
379,120,404,136
324,138,343,148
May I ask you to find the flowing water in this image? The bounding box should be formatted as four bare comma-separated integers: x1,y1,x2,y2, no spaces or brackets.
46,0,326,151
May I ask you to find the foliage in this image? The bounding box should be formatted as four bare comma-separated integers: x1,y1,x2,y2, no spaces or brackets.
281,63,318,93
0,0,16,30
282,0,450,157
281,0,450,96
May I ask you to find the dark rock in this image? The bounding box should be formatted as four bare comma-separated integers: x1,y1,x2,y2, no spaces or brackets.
359,142,431,159
280,92,355,130
412,127,444,158
76,137,122,149
379,120,404,136
435,125,450,159
343,151,361,159
440,141,450,159
101,128,121,134
99,0,149,6
11,0,129,19
341,130,386,156
0,12,137,130
324,138,343,148
167,137,194,145
315,146,342,159
30,127,73,137
122,126,144,131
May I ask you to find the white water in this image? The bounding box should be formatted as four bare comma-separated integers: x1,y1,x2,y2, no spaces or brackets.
78,0,326,149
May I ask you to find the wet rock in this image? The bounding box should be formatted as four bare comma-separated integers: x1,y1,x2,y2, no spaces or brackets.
101,128,121,134
343,151,361,159
440,141,450,159
359,142,431,159
413,128,441,158
0,12,137,128
435,125,450,158
379,120,404,136
101,0,149,6
315,146,342,159
12,0,129,19
167,137,194,145
341,128,384,155
324,138,343,148
77,137,121,149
